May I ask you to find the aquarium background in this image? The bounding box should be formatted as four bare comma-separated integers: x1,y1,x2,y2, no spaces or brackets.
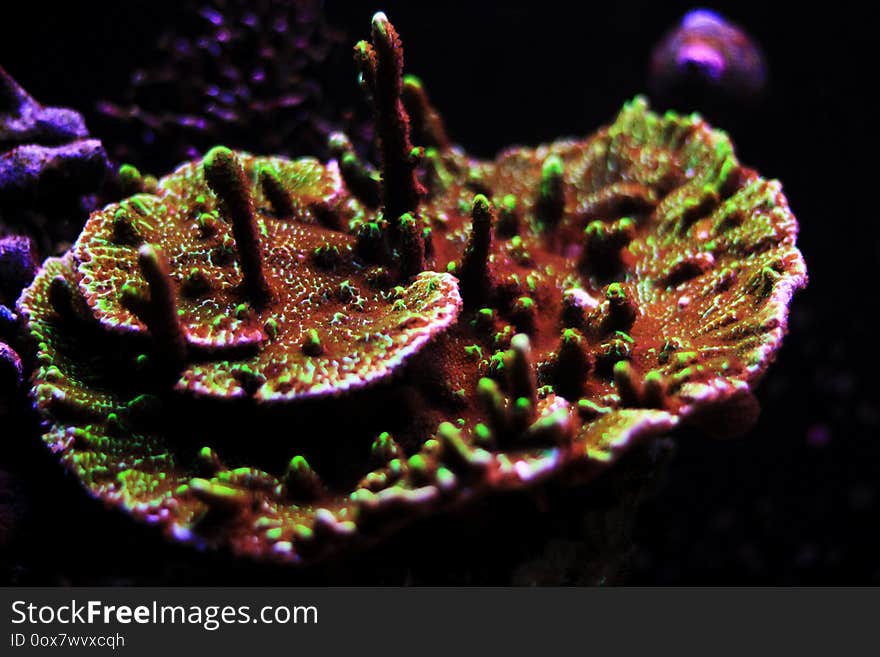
1,1,875,584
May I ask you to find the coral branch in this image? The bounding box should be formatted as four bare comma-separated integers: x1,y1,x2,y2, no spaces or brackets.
203,146,271,302
257,163,294,217
535,154,565,228
329,132,381,208
397,212,426,279
124,244,187,374
284,455,324,501
357,12,424,220
402,75,450,150
458,194,495,305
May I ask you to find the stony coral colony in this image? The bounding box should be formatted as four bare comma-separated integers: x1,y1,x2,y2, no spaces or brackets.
15,12,805,564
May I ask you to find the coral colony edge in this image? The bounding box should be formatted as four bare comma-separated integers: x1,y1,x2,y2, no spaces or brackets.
14,12,805,566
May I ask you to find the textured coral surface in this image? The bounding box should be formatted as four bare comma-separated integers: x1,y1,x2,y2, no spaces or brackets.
16,13,805,565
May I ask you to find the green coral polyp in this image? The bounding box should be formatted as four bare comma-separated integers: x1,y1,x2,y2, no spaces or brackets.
16,13,805,565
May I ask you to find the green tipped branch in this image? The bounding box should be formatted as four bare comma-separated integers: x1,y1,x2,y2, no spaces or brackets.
437,422,491,473
535,154,565,228
580,217,636,277
561,287,595,329
284,455,325,501
370,431,403,466
355,220,390,264
496,194,520,237
402,74,450,149
523,406,574,445
589,282,638,335
458,194,494,305
356,12,424,221
189,478,250,515
553,328,593,399
604,282,638,332
196,446,223,476
123,244,187,375
397,212,426,278
203,146,271,303
257,163,294,217
118,164,145,196
508,333,536,414
329,132,381,208
613,360,668,409
612,360,639,407
111,207,141,245
477,377,508,437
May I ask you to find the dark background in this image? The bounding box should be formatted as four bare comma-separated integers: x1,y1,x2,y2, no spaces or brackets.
1,1,876,584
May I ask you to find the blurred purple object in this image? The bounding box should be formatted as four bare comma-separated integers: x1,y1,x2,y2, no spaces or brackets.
651,9,767,101
806,424,832,448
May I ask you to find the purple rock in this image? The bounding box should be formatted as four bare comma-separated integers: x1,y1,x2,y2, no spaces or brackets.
0,341,23,395
0,66,88,148
0,305,15,333
0,140,109,203
0,235,37,303
1,66,111,257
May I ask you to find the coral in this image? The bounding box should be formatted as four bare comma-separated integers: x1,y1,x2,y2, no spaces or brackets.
96,0,367,173
16,12,805,565
1,66,110,256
